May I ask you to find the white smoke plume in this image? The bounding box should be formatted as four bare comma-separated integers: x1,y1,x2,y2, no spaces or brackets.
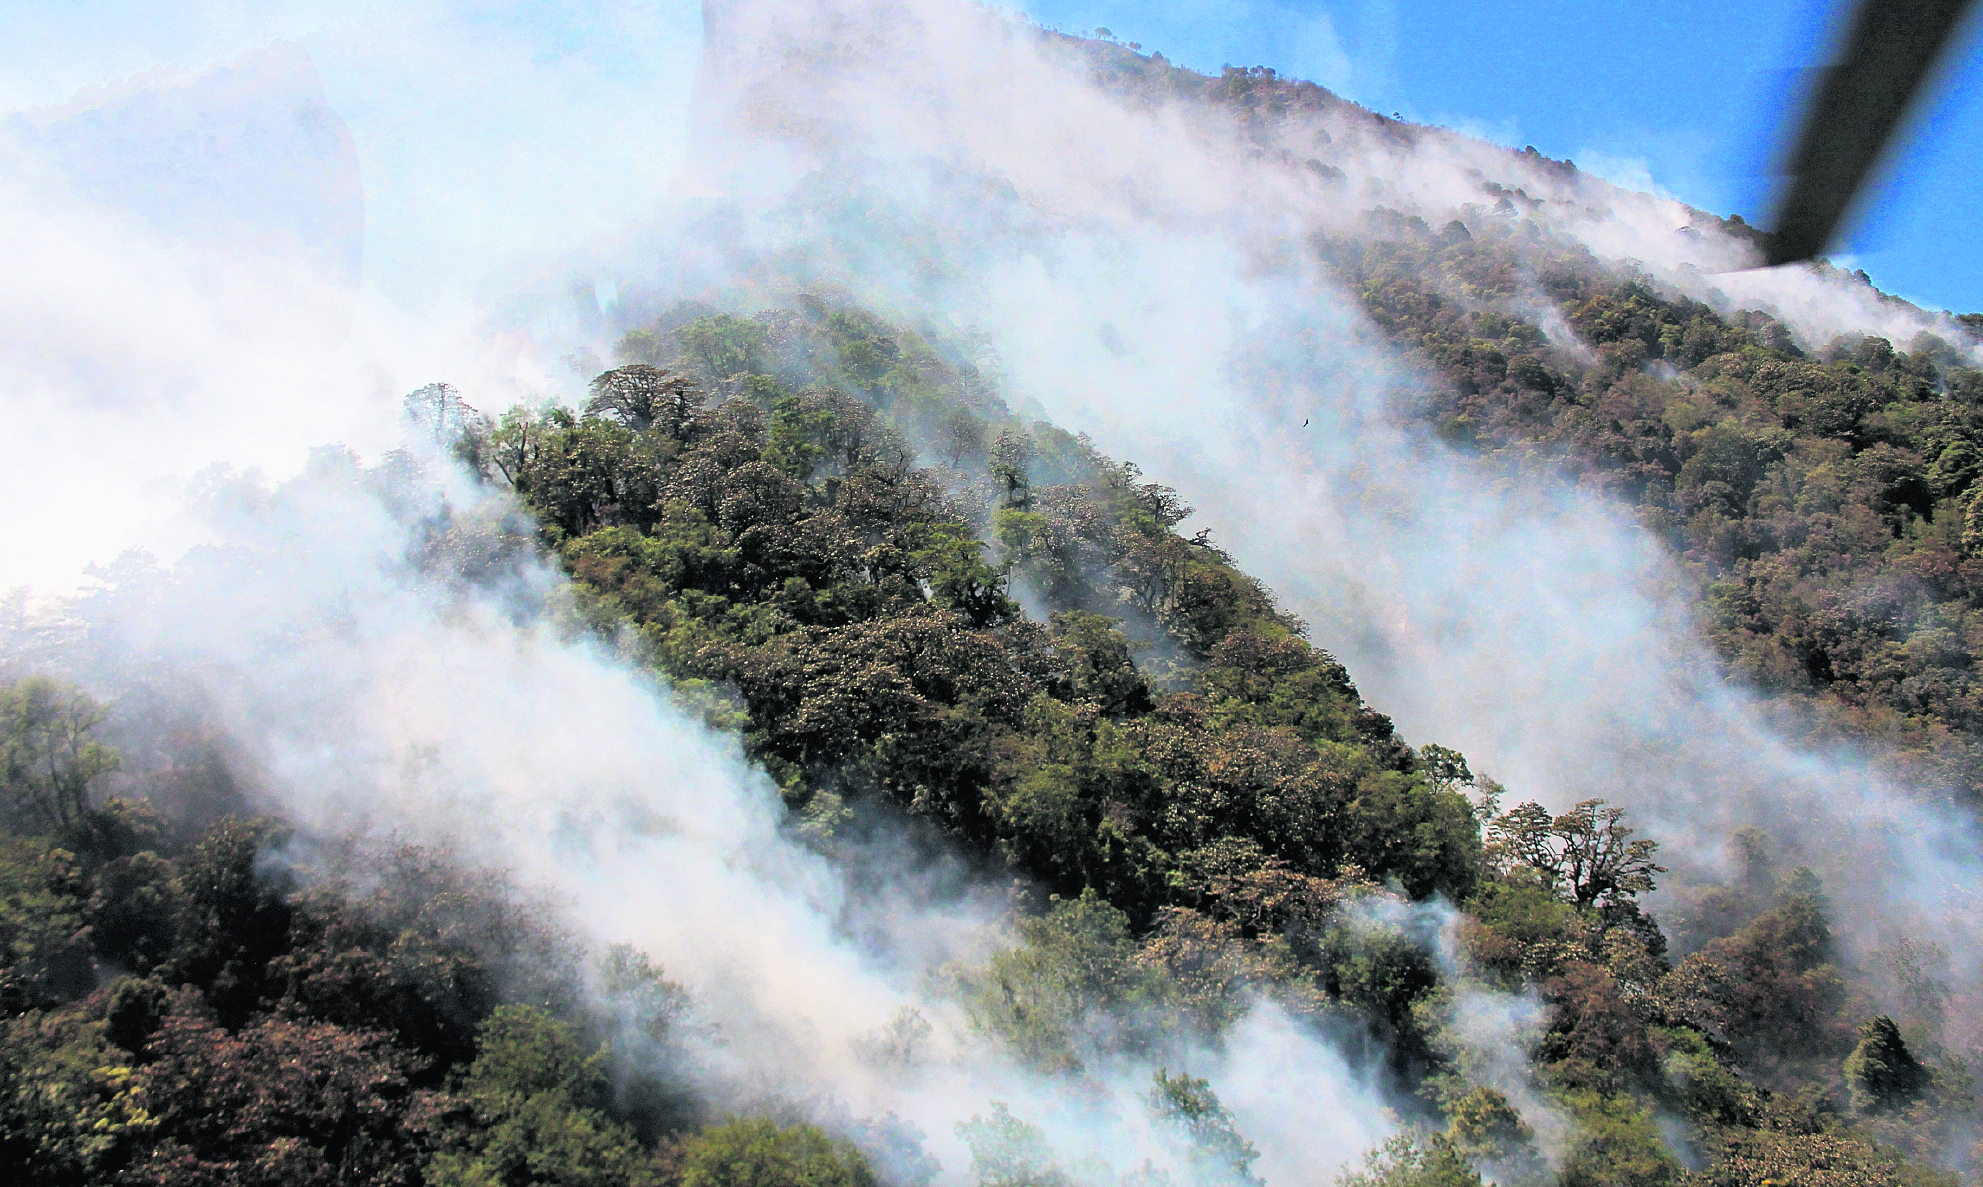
57,452,1402,1179
1,2,1414,1180
6,0,1981,1181
678,0,1983,1029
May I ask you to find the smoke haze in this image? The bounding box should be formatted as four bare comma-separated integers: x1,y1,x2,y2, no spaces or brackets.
6,0,1982,1180
685,0,1983,1004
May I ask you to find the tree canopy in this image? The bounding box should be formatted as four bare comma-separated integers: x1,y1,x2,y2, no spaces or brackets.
0,288,1971,1187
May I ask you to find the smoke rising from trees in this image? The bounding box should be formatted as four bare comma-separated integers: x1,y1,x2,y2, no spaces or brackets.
5,1,1983,1184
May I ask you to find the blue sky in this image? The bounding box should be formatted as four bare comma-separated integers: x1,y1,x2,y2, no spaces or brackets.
3,1,1974,313
1022,0,1983,316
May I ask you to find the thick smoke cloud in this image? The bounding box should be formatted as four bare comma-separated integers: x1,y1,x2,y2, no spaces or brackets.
1,2,1410,1180
9,0,1983,1179
0,0,701,592
41,420,1403,1182
686,0,1983,1027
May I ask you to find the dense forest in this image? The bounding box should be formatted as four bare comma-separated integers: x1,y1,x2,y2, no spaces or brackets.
1312,208,1983,805
5,292,1976,1187
1070,37,1983,807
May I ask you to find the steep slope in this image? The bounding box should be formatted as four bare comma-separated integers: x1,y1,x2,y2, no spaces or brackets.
2,288,1972,1184
5,4,1983,1187
1086,32,1983,805
1313,207,1983,802
674,2,1983,1017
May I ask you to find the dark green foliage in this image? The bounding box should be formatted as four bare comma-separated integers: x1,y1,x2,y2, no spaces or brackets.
103,977,169,1054
1317,918,1441,1072
427,1006,660,1187
0,837,92,1013
5,973,443,1186
0,794,676,1185
480,298,1980,1184
3,287,1968,1187
459,300,1525,1123
1317,210,1983,803
161,817,295,1024
1046,612,1152,718
678,1119,876,1187
60,795,164,870
1,675,119,834
1845,1016,1931,1113
1338,1135,1481,1187
495,299,1480,928
955,1103,1070,1187
1145,1069,1261,1187
266,891,494,1076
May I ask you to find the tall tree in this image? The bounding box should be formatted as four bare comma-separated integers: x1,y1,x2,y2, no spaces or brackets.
0,676,117,833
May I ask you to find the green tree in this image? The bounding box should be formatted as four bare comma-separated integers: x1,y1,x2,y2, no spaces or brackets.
586,366,705,439
1693,1127,1945,1187
990,430,1032,508
0,1004,156,1184
429,1005,658,1187
1659,867,1850,1074
939,406,988,469
1844,1015,1931,1113
87,850,181,975
0,675,118,834
1339,1135,1481,1187
1443,1087,1544,1184
406,382,477,454
593,945,694,1140
956,1103,1070,1187
1144,1069,1260,1187
679,1118,876,1187
676,314,770,383
162,817,294,1024
960,890,1171,1072
1554,1091,1681,1187
1049,612,1152,717
1487,800,1663,909
0,836,92,1012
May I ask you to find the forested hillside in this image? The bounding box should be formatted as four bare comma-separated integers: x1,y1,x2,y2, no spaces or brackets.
1296,207,1983,807
1091,51,1983,806
4,297,1974,1187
